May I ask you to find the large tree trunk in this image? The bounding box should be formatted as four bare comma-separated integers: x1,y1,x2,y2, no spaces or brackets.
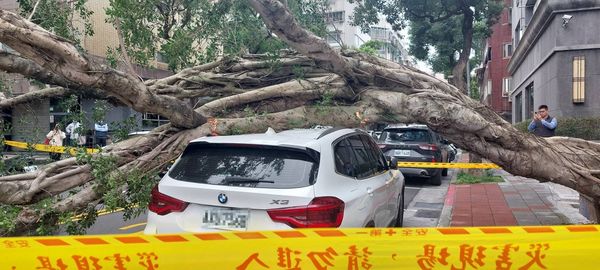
450,6,474,94
0,2,598,235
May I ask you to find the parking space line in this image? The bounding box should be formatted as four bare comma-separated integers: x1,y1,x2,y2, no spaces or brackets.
119,222,147,231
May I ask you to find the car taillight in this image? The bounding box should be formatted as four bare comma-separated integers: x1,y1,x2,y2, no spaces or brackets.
267,197,344,228
418,144,438,151
148,186,189,215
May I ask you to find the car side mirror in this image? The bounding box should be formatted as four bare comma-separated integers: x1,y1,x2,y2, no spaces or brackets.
441,139,449,144
389,157,399,170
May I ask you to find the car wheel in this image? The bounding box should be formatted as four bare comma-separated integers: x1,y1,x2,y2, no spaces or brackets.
429,170,442,186
394,193,404,227
442,168,448,176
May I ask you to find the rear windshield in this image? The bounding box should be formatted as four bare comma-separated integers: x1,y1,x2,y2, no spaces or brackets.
378,129,432,143
168,144,319,188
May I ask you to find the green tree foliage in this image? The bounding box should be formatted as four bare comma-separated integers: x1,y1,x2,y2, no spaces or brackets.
358,40,383,55
105,0,328,70
405,0,502,75
0,0,329,236
17,0,94,42
349,0,503,80
469,77,480,99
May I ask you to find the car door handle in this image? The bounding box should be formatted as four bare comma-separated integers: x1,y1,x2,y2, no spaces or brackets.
367,187,373,196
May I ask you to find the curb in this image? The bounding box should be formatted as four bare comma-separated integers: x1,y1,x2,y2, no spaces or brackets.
436,152,463,227
437,171,458,227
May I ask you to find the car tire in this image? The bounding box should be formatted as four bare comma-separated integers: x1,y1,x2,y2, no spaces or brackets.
394,193,404,227
429,170,442,186
442,168,448,176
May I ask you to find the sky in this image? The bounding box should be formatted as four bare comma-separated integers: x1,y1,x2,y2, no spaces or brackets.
400,27,434,74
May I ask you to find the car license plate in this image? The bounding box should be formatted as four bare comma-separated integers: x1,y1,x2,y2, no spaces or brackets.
202,208,249,230
394,150,411,156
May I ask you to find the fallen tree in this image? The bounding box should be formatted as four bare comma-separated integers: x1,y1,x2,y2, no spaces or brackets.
0,1,599,235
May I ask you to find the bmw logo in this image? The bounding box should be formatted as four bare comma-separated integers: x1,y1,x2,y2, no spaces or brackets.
217,193,228,204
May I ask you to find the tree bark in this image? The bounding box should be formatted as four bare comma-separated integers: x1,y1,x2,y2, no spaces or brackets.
0,3,598,235
450,6,474,93
249,0,600,206
0,10,205,129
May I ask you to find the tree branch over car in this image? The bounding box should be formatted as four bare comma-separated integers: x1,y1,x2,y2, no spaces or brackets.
0,0,598,235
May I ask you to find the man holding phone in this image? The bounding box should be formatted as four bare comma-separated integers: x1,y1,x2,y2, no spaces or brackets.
528,104,557,137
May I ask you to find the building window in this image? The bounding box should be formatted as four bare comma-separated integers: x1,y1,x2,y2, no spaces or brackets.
525,82,534,117
325,11,344,22
515,92,522,123
486,47,492,61
369,27,389,40
514,22,521,46
502,43,513,58
502,77,512,97
326,31,342,45
142,113,169,129
486,80,492,96
573,56,585,103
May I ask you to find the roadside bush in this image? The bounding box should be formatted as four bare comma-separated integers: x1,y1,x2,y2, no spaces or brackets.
514,117,600,140
454,170,503,184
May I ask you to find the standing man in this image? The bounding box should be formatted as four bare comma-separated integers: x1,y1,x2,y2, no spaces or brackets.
65,120,81,146
94,120,109,147
528,105,557,137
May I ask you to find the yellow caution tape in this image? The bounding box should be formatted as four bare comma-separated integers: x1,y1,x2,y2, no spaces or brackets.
399,162,501,169
4,140,99,155
1,225,599,269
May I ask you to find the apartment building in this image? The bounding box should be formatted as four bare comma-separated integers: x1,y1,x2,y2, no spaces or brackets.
508,0,600,123
325,0,409,64
0,0,172,143
477,0,513,121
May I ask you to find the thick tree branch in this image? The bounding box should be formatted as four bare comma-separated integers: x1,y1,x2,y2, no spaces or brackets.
0,10,205,128
247,0,358,91
0,86,71,107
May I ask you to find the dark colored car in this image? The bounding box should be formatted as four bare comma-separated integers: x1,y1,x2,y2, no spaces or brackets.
377,124,452,185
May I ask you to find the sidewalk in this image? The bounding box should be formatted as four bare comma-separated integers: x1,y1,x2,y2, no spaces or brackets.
442,153,589,227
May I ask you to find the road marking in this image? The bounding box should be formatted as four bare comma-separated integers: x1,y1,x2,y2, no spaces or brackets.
119,222,147,231
70,207,126,222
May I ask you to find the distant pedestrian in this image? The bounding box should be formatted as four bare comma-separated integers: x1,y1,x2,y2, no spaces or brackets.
94,121,108,147
528,105,557,137
65,120,81,146
46,123,66,161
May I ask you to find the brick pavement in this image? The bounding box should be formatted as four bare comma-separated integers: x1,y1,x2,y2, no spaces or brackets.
445,153,584,227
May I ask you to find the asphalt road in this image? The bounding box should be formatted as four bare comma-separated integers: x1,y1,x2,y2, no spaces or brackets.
60,210,147,235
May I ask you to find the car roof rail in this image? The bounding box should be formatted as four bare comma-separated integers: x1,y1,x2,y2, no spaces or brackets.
316,127,345,139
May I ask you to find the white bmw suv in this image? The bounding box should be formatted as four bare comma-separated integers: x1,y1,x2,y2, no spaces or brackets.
144,128,405,234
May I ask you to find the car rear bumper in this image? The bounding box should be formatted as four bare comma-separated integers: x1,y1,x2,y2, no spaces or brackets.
399,167,440,178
